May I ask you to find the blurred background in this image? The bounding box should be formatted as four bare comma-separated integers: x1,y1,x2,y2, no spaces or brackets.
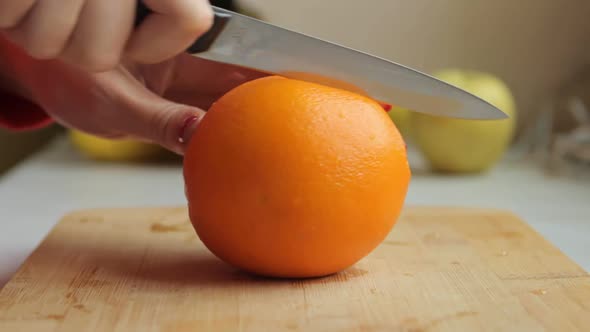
2,0,590,177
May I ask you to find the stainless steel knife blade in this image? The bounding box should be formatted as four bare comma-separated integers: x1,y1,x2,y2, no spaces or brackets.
135,4,507,120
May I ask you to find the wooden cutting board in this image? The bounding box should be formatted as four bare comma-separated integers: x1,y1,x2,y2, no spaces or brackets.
0,206,589,332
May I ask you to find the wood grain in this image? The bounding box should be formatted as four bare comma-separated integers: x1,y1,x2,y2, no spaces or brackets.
0,206,588,332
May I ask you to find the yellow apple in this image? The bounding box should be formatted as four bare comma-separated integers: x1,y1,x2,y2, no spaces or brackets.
409,69,517,173
69,130,168,162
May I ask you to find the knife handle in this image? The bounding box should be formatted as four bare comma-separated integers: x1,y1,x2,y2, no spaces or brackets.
134,1,231,53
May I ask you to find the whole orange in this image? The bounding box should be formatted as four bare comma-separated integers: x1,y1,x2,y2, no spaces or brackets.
183,76,410,278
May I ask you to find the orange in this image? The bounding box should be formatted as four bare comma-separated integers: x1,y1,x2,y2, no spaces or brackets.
183,76,410,278
278,71,369,96
279,70,393,111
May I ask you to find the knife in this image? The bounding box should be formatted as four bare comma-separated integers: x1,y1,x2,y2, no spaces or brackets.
134,3,507,120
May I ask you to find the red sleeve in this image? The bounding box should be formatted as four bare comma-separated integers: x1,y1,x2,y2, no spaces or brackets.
0,92,53,131
0,35,54,132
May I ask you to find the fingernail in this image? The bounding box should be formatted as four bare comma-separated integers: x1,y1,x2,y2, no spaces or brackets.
178,115,201,144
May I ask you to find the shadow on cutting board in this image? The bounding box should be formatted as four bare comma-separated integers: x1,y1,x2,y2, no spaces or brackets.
32,226,368,290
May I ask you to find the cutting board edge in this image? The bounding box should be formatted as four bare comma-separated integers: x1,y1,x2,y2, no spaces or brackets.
401,204,520,215
58,204,521,218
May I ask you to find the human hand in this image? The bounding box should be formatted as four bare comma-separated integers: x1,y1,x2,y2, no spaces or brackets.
0,0,214,72
0,1,268,154
5,44,266,154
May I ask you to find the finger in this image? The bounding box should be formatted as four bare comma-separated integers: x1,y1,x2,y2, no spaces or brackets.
92,70,206,154
3,0,85,59
60,0,136,72
168,54,268,96
125,0,213,64
129,97,206,155
159,54,268,109
0,0,36,29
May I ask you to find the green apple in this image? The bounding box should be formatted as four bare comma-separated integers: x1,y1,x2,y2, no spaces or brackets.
409,69,517,173
387,105,412,138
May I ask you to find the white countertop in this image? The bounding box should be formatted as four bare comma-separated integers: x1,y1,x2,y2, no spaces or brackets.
1,135,589,287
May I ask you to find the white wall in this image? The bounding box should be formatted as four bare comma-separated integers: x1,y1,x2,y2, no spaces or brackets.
240,0,590,134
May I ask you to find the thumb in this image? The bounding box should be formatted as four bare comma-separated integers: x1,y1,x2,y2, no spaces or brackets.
123,95,206,155
89,67,207,155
